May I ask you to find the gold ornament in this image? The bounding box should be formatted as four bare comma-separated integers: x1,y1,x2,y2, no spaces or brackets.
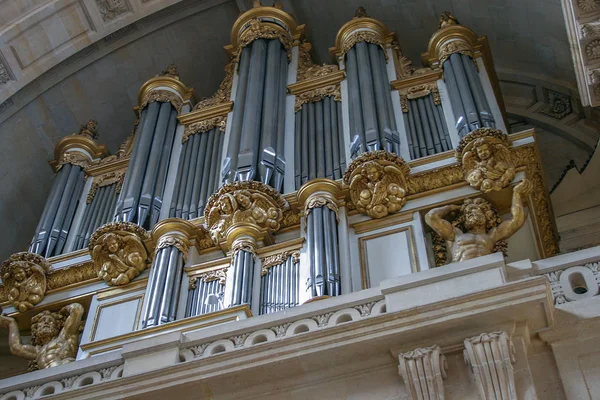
77,119,99,139
57,152,90,170
343,151,410,219
437,40,474,66
438,11,459,29
399,83,441,113
86,170,126,203
205,181,288,244
194,63,234,110
160,64,180,80
0,252,51,313
341,30,387,60
182,116,226,142
295,85,341,112
297,43,339,82
456,128,515,193
155,235,190,262
0,303,84,369
238,18,292,60
89,222,152,286
140,89,183,113
425,180,532,263
197,268,228,285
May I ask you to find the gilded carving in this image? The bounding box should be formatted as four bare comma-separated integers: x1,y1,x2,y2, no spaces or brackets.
57,152,90,170
140,89,183,113
305,195,339,216
231,240,257,258
238,18,292,60
281,208,301,229
343,151,410,219
182,116,226,142
198,268,228,285
194,63,234,110
456,128,515,193
438,11,459,29
0,303,84,369
77,119,99,139
160,64,180,80
89,222,152,286
406,165,463,194
399,84,441,113
205,181,287,243
260,252,289,275
156,235,190,261
297,43,339,82
46,261,97,291
341,31,387,60
295,84,341,111
86,170,126,203
437,40,474,66
425,180,531,263
0,252,51,312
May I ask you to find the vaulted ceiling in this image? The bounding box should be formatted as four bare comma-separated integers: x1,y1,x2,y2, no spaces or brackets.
0,0,598,262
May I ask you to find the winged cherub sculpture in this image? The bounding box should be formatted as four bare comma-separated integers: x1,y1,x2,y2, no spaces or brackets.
1,252,50,312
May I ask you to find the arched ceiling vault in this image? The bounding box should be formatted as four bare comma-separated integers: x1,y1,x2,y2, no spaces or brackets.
0,0,598,262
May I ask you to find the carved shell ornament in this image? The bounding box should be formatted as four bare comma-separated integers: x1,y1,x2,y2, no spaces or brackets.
204,181,288,244
343,151,410,219
0,252,51,312
456,128,515,193
89,222,152,286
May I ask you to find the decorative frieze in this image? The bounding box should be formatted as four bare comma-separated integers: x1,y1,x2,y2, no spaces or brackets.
463,331,516,400
86,169,126,203
397,345,447,400
96,0,130,21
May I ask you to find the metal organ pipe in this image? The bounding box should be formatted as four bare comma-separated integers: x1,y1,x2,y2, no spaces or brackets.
404,94,453,159
259,254,300,315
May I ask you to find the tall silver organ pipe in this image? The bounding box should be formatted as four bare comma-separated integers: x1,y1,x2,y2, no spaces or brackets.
30,163,85,257
115,101,179,228
259,254,299,315
346,41,400,156
306,206,341,298
443,53,494,137
185,276,224,317
294,97,346,190
223,39,288,191
169,128,224,219
72,183,118,251
228,249,255,307
404,95,453,159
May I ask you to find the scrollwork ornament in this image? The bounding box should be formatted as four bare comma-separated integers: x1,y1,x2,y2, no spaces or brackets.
343,151,410,219
183,116,226,143
304,195,339,218
341,31,387,60
155,235,190,261
238,18,292,60
456,128,515,193
197,268,228,285
260,252,289,275
0,252,51,312
231,240,257,261
89,222,152,286
86,170,126,203
57,152,90,170
438,40,474,65
295,85,341,111
140,90,183,113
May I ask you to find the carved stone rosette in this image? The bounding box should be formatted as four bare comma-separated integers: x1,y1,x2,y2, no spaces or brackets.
205,181,288,247
343,151,410,219
89,222,152,286
397,345,447,400
463,331,516,400
0,252,51,312
456,128,515,193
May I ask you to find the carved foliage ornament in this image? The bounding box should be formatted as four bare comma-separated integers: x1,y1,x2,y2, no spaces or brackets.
57,152,90,170
398,345,447,400
140,90,183,113
341,31,387,60
89,222,152,286
260,250,300,275
205,181,287,244
0,252,51,312
305,195,339,217
400,84,441,113
238,18,292,60
456,128,515,193
156,235,190,262
297,43,339,82
343,151,410,219
87,170,126,203
183,116,226,142
437,40,474,66
579,0,600,13
96,0,129,21
295,85,341,112
77,119,99,139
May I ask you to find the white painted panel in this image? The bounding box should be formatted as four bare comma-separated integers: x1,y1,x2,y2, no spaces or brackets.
505,211,539,263
93,297,141,341
364,230,413,287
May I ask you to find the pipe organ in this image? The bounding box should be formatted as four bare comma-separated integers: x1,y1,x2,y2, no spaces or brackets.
5,3,559,359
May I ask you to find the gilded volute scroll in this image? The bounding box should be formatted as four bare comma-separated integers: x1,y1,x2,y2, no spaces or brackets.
89,222,152,286
0,252,51,312
343,151,410,219
456,128,515,193
0,303,84,369
205,181,287,245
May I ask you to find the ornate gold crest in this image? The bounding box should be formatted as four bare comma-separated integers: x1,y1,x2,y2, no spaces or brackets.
456,128,515,193
343,151,410,219
0,252,51,312
204,181,288,244
89,222,152,286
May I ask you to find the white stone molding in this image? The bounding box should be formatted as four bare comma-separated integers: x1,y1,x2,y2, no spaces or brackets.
463,331,516,400
397,345,447,400
545,262,600,304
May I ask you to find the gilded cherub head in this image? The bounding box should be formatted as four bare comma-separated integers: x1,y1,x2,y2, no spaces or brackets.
362,161,384,183
102,233,122,254
473,138,493,161
78,119,99,139
31,310,65,346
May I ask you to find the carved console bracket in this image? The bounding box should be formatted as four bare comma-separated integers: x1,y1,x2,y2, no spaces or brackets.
89,222,152,286
463,331,517,400
456,128,515,193
397,345,447,400
343,150,410,219
0,252,51,312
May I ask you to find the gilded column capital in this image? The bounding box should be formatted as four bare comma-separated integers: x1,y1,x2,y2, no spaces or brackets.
49,120,109,172
226,3,304,60
297,178,342,217
89,222,152,286
329,7,394,60
138,64,195,112
343,151,410,219
151,218,200,261
205,181,288,248
0,252,51,312
422,12,482,68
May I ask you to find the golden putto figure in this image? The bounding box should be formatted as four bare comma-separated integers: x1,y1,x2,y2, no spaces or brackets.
458,128,515,193
425,180,532,263
77,119,99,139
0,303,84,369
1,252,50,312
205,182,286,244
344,151,410,219
89,222,151,286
